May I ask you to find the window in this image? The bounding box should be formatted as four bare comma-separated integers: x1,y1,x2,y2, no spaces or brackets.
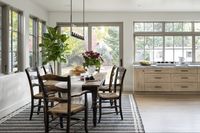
29,17,45,67
134,22,162,32
38,21,45,66
135,36,163,62
9,9,21,73
60,26,88,75
0,6,2,73
59,22,123,77
29,17,35,67
165,22,192,32
134,22,200,62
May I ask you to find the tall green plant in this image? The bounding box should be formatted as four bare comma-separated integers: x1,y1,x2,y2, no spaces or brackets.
39,26,69,72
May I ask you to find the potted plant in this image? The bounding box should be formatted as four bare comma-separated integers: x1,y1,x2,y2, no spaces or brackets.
39,26,69,73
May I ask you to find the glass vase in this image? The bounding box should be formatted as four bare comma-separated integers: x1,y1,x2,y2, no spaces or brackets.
87,65,96,75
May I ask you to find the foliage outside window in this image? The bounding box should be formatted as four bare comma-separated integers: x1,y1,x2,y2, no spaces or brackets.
38,21,45,66
60,26,88,74
134,22,200,62
9,9,21,73
92,26,120,66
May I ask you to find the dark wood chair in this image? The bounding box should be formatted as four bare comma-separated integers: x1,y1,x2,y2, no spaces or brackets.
98,66,126,123
43,64,53,74
25,67,45,120
98,65,117,93
36,68,89,133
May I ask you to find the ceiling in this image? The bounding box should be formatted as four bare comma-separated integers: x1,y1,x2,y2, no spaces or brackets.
32,0,200,12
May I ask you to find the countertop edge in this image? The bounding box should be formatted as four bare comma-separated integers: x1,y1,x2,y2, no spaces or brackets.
133,65,200,68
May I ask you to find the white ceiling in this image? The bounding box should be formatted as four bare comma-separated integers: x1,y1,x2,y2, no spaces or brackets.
32,0,200,12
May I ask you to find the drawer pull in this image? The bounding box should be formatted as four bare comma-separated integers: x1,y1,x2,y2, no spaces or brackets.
181,77,188,79
155,86,162,88
155,70,162,72
154,77,162,79
181,86,188,88
181,70,188,72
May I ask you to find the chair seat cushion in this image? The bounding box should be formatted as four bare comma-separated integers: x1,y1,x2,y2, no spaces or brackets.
33,92,43,99
34,91,55,99
98,85,109,91
48,103,85,115
98,93,119,99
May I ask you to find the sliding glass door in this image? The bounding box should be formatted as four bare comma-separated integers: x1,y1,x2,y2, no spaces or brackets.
91,25,121,81
59,22,123,76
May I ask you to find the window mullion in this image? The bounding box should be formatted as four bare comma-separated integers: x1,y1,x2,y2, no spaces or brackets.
11,11,13,72
163,22,165,62
192,22,195,62
182,36,184,59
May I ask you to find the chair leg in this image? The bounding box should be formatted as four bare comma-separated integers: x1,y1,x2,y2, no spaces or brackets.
98,98,102,123
51,101,54,107
29,99,34,120
44,113,49,133
59,117,63,128
66,115,70,133
84,107,88,133
37,99,41,115
119,99,123,120
110,99,113,106
114,99,118,115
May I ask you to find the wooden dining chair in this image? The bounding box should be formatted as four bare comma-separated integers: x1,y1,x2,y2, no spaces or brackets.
98,65,117,93
98,66,126,123
25,67,44,120
43,64,53,74
36,68,89,133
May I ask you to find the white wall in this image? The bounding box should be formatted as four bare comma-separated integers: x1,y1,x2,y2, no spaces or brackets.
0,0,48,119
0,72,30,118
48,12,200,91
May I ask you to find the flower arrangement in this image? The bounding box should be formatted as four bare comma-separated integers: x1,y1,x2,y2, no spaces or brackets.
82,51,103,69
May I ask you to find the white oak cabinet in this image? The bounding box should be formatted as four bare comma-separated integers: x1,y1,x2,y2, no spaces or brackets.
133,66,200,91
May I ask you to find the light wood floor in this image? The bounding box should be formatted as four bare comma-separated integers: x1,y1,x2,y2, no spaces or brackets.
134,93,200,133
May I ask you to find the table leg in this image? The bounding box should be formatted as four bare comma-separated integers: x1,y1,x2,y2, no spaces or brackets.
91,89,97,127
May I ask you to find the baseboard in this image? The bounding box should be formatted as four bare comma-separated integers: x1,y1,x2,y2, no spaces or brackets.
0,98,30,119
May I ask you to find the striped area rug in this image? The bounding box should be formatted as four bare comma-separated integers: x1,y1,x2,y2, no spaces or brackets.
0,94,144,133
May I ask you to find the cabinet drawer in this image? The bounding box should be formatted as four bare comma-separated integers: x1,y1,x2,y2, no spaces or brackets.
172,74,197,83
172,83,198,91
144,68,170,74
145,74,170,82
145,83,171,91
172,68,197,74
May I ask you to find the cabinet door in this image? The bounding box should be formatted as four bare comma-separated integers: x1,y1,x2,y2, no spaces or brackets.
134,68,144,91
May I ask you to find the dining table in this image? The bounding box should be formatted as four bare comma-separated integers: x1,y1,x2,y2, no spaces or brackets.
45,74,105,127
